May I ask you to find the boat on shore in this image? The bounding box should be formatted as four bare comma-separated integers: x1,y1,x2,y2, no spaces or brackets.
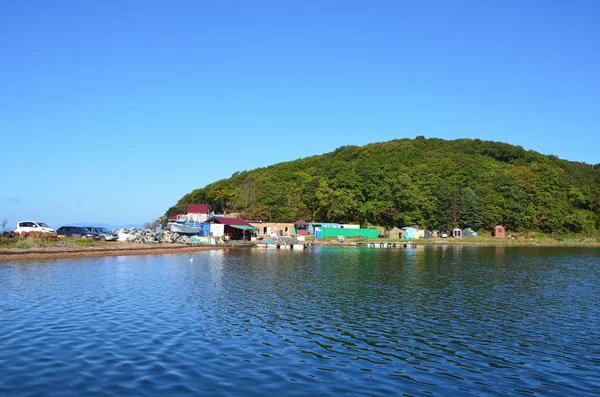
167,215,201,235
168,223,201,235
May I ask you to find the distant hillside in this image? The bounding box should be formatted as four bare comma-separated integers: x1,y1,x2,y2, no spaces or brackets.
165,137,600,234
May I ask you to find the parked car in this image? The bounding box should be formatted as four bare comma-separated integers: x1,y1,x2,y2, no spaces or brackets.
440,232,448,238
15,221,56,235
85,227,118,241
56,226,100,239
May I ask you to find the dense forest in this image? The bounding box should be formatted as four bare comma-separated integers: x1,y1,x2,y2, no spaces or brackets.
165,138,600,234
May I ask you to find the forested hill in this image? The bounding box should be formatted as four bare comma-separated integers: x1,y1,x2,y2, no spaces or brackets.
165,138,600,234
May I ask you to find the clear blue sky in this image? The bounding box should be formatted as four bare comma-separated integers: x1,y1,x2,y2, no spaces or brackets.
1,0,599,229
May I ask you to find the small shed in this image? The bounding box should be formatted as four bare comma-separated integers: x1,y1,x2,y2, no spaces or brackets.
389,227,406,240
402,227,417,239
294,219,309,235
452,228,463,238
493,225,505,238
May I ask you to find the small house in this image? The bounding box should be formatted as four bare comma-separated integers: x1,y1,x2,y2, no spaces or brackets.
402,227,418,239
187,204,210,223
206,216,258,240
251,222,294,238
389,227,406,240
452,228,463,238
493,225,505,238
168,213,185,222
294,220,309,235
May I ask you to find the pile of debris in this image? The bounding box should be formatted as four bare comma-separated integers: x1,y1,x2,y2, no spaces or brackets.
116,228,192,244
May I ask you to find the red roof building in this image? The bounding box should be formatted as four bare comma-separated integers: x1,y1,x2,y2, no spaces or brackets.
207,216,255,227
168,213,185,221
187,204,209,214
207,216,258,241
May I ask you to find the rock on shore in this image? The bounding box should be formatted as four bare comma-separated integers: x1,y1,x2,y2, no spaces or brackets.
117,228,192,244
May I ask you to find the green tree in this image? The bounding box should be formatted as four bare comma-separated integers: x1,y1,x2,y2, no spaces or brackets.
460,187,483,229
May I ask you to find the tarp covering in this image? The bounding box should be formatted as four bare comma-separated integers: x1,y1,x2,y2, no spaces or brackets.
230,225,259,230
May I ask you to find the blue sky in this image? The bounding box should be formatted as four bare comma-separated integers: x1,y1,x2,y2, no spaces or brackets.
1,0,599,229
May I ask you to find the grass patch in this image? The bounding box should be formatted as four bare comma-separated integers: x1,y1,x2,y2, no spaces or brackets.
0,236,104,249
0,237,57,249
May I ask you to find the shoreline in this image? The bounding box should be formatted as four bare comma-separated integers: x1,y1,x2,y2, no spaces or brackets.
313,239,600,248
2,239,599,261
0,243,234,261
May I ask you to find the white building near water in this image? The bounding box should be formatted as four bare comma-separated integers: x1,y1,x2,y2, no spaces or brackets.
210,224,225,237
187,204,210,223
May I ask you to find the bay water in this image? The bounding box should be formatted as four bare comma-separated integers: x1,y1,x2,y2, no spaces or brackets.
1,246,599,396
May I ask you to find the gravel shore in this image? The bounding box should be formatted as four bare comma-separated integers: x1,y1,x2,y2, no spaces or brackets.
0,242,232,261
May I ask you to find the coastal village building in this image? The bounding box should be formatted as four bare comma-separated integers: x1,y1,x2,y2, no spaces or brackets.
388,227,406,239
452,228,463,238
493,225,506,238
187,204,210,223
249,222,294,238
206,216,258,241
401,227,418,239
294,220,309,235
168,204,210,224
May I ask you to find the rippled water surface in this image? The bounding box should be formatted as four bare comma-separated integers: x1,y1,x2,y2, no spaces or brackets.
1,246,599,396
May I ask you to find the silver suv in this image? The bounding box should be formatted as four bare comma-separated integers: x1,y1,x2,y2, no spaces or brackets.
15,221,56,235
85,227,118,241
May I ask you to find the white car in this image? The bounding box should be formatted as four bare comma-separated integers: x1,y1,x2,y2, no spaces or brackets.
15,221,56,235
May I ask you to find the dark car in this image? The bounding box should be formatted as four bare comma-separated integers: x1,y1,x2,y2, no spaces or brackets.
56,226,101,239
85,227,118,241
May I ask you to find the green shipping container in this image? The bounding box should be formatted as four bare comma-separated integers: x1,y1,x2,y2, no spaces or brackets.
318,227,378,239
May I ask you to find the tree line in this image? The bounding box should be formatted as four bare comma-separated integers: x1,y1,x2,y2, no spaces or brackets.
165,138,600,234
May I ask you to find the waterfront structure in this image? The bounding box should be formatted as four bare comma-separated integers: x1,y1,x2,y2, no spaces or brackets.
388,227,406,239
493,225,506,238
206,216,258,240
294,220,309,235
187,204,210,223
250,222,295,238
401,227,418,239
452,228,463,238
